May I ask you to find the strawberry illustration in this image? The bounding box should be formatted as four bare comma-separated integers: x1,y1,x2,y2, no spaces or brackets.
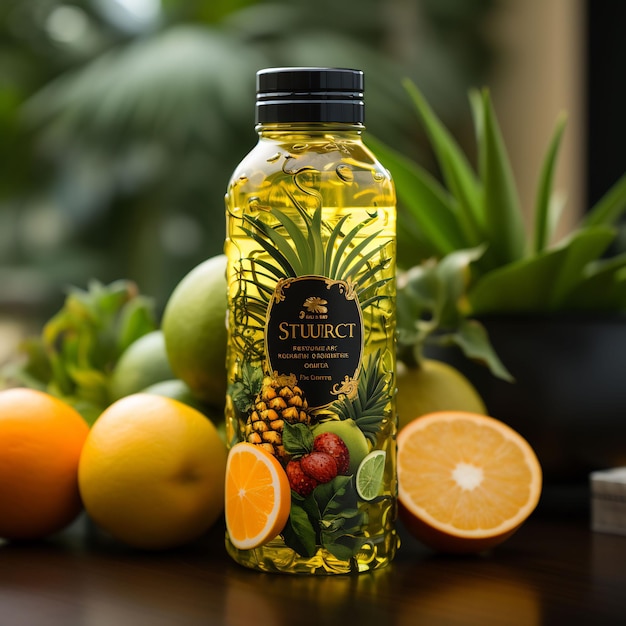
300,451,339,484
286,459,318,497
313,432,350,475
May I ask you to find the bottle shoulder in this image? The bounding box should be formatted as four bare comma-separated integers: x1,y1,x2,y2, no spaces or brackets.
226,133,394,202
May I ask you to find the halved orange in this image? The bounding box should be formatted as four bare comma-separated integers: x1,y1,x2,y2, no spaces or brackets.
225,442,291,550
397,411,542,554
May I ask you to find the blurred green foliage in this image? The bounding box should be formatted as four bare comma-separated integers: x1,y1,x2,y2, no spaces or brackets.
0,0,495,320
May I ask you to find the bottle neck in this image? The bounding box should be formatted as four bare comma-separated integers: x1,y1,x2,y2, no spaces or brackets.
256,122,364,140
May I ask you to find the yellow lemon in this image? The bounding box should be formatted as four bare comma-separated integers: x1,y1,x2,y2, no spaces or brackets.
396,359,486,431
162,255,228,408
78,393,227,550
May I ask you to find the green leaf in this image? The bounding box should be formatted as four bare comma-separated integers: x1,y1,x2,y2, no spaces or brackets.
282,503,318,557
282,422,314,456
336,231,381,281
403,79,484,247
228,363,263,414
321,529,368,562
584,171,626,228
468,89,484,142
330,215,376,279
323,213,352,276
561,253,626,311
315,475,367,559
435,246,486,327
241,220,301,276
478,89,526,267
116,294,158,353
314,475,354,516
246,256,286,283
309,205,325,275
533,112,567,253
5,280,157,422
396,247,485,361
468,227,616,314
269,207,312,273
364,134,467,257
448,319,513,382
396,262,440,356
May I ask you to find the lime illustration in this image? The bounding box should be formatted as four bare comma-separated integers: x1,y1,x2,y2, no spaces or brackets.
356,450,386,501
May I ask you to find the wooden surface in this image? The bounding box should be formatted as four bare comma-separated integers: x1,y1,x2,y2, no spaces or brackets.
1,495,625,626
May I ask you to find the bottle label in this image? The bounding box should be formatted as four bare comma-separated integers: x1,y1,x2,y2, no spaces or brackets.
265,276,363,409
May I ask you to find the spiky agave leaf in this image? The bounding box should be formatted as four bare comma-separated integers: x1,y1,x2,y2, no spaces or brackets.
242,199,392,309
333,350,390,444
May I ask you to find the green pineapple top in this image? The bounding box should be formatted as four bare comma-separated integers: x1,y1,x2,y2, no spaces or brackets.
242,201,392,311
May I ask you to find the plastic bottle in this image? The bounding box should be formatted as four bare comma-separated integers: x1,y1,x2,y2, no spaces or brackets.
224,67,397,574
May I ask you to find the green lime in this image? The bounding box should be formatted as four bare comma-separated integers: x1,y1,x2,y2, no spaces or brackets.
356,450,386,501
142,379,206,412
162,255,228,409
109,330,174,401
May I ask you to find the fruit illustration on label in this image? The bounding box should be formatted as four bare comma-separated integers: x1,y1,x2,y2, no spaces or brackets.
244,373,310,461
313,432,350,475
286,459,319,497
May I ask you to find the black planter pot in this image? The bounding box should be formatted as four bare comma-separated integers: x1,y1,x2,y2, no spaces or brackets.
425,315,626,486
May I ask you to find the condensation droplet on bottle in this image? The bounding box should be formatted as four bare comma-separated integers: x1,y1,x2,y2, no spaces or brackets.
372,171,385,182
336,164,354,183
238,175,248,185
291,143,308,152
267,152,281,163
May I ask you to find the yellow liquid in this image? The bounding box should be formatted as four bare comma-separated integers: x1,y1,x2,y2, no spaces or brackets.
224,128,398,574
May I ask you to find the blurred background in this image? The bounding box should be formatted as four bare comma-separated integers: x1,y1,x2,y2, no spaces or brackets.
0,0,623,346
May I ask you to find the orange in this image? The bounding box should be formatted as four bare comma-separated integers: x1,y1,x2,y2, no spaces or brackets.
0,388,89,540
225,442,291,550
397,411,542,554
78,393,227,550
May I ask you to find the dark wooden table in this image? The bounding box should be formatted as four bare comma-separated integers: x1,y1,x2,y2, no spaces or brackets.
1,491,625,626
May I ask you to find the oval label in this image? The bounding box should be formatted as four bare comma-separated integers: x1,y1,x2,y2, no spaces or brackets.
265,276,363,409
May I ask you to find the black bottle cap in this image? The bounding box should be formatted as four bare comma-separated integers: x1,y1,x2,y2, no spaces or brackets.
256,67,364,125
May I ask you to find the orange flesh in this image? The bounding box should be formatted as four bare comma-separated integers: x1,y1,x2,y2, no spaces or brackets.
398,413,542,538
225,443,290,548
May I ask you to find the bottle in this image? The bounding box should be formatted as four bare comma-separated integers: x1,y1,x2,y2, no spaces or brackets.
224,67,397,574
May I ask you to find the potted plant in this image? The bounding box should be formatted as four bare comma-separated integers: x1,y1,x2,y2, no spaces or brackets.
368,81,626,485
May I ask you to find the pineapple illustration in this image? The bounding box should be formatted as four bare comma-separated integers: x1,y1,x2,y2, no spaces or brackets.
244,373,310,460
